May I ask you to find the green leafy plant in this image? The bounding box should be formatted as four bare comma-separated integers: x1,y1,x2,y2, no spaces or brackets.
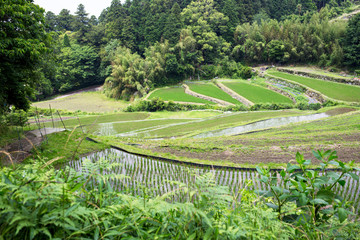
256,150,360,238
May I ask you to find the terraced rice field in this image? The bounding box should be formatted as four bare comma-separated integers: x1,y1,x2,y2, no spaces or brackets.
132,110,306,138
68,148,360,212
40,112,150,128
187,82,242,105
92,119,195,136
267,71,360,102
222,81,293,104
148,86,214,104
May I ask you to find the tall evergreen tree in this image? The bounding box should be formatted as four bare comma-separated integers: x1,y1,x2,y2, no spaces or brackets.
163,2,182,45
73,4,90,42
45,11,57,32
57,9,73,31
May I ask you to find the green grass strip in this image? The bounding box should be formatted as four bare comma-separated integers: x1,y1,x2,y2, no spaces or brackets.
148,86,214,104
268,71,360,102
187,83,242,105
223,81,293,104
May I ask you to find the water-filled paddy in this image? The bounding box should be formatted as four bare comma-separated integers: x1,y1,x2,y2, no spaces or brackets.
69,148,360,212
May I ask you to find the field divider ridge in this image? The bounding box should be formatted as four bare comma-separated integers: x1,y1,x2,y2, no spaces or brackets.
214,82,254,106
265,73,327,103
182,84,234,106
85,137,347,173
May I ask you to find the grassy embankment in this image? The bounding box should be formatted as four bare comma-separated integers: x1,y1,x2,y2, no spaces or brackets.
221,80,294,104
280,66,355,79
148,86,215,104
187,82,242,105
267,71,360,103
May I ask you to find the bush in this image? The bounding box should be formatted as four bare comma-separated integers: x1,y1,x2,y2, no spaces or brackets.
2,110,28,126
322,100,338,108
296,102,322,110
250,103,293,111
256,150,360,239
0,160,294,239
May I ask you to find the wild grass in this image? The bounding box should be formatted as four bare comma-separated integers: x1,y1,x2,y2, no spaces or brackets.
267,71,360,102
32,91,130,113
148,86,215,104
223,81,294,104
25,130,108,164
187,82,242,105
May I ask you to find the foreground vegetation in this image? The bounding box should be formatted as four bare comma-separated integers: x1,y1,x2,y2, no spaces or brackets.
148,86,215,104
1,148,359,239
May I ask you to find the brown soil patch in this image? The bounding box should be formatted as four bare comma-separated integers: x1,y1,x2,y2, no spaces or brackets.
0,132,43,165
142,132,360,165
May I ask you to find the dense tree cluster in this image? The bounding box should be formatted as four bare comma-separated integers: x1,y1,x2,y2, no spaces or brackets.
0,0,51,112
1,0,359,107
232,8,347,65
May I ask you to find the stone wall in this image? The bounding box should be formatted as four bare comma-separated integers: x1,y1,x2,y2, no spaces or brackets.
267,85,296,104
265,74,327,103
277,68,360,86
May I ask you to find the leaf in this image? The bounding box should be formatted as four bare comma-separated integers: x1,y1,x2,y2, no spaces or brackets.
280,169,286,178
298,193,307,206
187,232,196,240
347,172,359,181
296,152,304,164
310,198,328,205
204,228,213,240
312,150,322,161
316,190,334,203
287,165,300,173
338,180,346,186
265,203,279,210
94,227,99,240
337,208,347,223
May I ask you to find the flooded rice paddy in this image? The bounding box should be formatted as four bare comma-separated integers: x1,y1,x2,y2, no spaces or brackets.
69,148,360,212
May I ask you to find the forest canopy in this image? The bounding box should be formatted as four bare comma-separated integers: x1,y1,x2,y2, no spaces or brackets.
1,0,359,105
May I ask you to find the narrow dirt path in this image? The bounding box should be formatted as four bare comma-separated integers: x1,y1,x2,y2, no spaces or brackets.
0,128,65,165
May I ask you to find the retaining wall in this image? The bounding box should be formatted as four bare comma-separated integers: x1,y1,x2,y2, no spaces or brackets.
277,68,360,86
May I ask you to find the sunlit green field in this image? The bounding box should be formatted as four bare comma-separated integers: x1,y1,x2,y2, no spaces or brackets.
187,82,242,105
33,92,129,113
222,81,293,104
267,71,360,102
148,86,214,104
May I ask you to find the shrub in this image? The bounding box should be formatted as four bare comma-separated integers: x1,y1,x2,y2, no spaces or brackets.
256,150,360,239
2,110,28,126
